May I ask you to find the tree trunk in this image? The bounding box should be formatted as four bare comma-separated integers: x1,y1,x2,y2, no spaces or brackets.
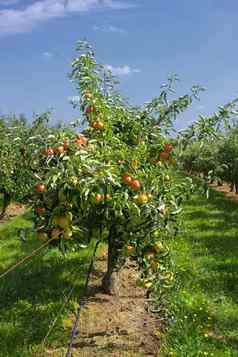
230,182,235,192
235,182,238,194
102,233,119,295
0,190,11,219
102,227,124,295
102,269,119,295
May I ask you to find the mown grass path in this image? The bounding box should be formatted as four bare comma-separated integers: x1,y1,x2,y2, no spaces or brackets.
0,212,98,357
162,189,238,356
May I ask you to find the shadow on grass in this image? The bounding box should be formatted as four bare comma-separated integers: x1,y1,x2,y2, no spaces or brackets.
0,212,97,356
160,186,238,356
186,189,238,296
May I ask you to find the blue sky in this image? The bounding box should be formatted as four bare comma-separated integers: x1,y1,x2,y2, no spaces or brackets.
0,0,238,128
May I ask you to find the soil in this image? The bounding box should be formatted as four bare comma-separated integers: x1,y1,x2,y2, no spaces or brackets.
0,203,26,224
209,183,238,203
45,256,161,357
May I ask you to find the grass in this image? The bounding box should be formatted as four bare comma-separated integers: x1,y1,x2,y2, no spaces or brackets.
1,189,238,356
0,211,104,357
161,188,238,357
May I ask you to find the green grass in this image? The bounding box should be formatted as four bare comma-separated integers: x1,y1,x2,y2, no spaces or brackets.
161,189,238,357
1,189,238,356
0,212,103,357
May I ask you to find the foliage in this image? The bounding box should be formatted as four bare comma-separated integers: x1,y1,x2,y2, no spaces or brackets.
179,141,218,178
178,100,238,192
30,41,196,293
0,114,45,202
0,112,73,216
178,99,238,148
216,127,238,191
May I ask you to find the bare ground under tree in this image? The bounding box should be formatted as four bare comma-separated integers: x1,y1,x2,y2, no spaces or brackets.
209,182,238,203
44,256,161,357
0,203,26,224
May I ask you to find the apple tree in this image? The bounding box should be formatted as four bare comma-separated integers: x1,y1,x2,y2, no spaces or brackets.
31,41,199,294
0,112,63,218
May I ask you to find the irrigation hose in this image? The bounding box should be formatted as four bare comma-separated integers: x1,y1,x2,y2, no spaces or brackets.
65,240,101,357
40,260,90,356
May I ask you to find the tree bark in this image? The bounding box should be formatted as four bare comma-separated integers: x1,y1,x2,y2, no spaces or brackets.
102,270,119,295
0,190,11,219
102,232,119,295
101,225,125,295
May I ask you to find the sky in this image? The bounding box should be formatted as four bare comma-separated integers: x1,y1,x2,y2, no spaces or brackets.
0,0,238,129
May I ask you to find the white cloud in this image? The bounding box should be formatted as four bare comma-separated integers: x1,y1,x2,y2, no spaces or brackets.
0,0,134,35
103,0,135,9
42,51,54,58
105,64,141,76
93,24,126,34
